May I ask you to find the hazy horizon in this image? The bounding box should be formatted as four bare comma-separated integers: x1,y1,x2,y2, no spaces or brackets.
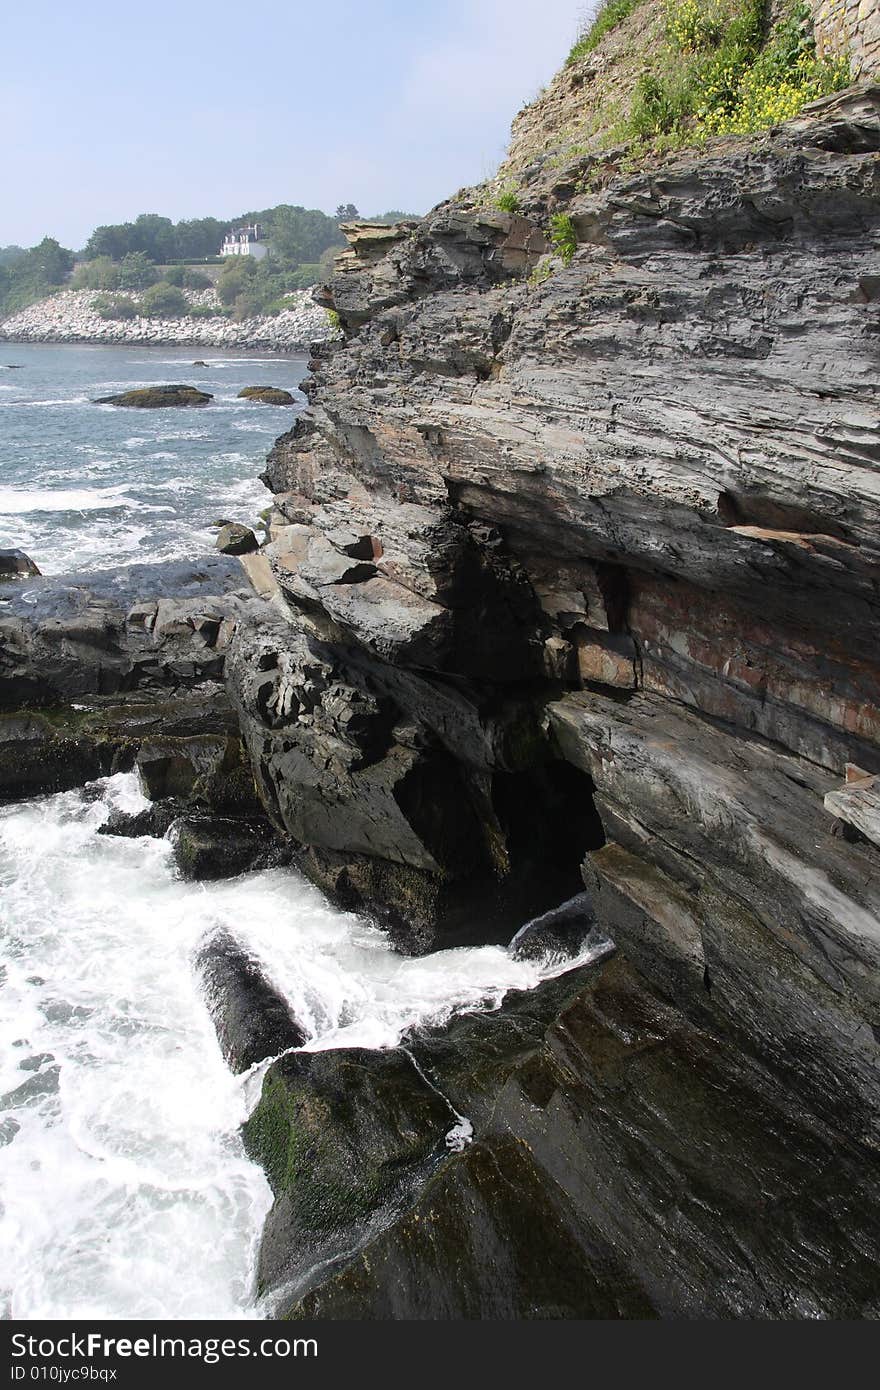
4,0,589,250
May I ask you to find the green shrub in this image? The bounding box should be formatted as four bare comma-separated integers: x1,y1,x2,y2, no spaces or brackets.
699,2,849,133
625,1,848,144
287,262,322,289
181,268,212,290
217,257,257,306
0,237,74,316
139,282,188,317
325,308,342,332
628,64,703,139
116,252,159,291
92,293,139,320
666,0,725,52
549,213,577,265
231,288,265,320
72,256,120,291
495,185,520,213
187,303,217,319
567,0,639,64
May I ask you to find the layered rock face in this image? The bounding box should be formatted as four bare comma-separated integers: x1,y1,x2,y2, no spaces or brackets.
230,83,880,1314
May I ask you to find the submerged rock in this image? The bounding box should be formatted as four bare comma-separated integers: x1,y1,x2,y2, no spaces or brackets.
93,384,213,408
197,931,307,1072
97,802,181,839
238,386,296,405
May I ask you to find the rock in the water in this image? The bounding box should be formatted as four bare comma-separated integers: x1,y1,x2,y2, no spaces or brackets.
170,814,273,880
509,891,607,964
0,549,40,580
216,522,258,556
238,386,296,405
196,931,307,1072
97,802,181,839
192,360,209,367
93,385,213,408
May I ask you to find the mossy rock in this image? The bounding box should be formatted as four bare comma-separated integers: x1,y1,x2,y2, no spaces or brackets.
215,522,258,556
93,385,213,408
238,386,296,406
244,1046,452,1294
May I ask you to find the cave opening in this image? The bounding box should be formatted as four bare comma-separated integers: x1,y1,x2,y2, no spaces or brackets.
490,758,606,933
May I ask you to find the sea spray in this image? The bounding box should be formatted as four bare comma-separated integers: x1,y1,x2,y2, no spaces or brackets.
0,774,610,1318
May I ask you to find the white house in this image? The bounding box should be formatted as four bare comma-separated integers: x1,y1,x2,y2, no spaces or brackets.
220,224,269,261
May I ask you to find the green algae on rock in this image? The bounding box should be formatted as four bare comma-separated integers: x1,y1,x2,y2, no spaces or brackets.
93,384,213,408
238,387,296,405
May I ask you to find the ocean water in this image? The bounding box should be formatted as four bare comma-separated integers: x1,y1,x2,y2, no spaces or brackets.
0,776,600,1319
0,343,306,574
0,344,607,1321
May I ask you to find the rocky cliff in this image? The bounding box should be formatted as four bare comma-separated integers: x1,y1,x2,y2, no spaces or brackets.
224,55,880,1316
3,9,876,1319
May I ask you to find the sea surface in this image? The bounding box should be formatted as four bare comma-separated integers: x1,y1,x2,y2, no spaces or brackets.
0,345,600,1320
0,343,302,574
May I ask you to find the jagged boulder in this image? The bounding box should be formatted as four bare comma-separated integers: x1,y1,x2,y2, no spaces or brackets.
215,522,258,556
170,814,274,880
226,617,603,951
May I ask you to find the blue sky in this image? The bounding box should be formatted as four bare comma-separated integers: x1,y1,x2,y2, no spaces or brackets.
3,0,590,249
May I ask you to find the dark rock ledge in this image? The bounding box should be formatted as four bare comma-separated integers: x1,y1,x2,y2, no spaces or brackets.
0,557,271,866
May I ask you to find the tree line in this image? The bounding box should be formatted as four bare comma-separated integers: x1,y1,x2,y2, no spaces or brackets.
0,203,418,320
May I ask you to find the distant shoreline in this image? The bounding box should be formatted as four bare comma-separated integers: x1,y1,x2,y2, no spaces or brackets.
0,341,308,358
0,287,334,354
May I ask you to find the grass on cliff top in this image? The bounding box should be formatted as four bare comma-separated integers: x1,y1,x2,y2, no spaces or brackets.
625,0,850,147
546,0,850,180
567,0,641,64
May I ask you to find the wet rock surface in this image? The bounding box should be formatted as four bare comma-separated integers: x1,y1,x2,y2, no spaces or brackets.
0,558,265,806
170,814,275,880
248,954,880,1319
197,932,307,1073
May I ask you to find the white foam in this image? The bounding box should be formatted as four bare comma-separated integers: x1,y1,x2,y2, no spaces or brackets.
0,774,608,1318
0,780,270,1320
0,486,137,515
